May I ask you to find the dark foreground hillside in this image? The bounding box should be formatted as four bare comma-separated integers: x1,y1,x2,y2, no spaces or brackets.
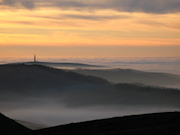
1,112,180,135
26,112,180,135
0,113,31,135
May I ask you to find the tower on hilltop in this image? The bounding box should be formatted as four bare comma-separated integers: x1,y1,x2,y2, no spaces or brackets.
34,55,36,62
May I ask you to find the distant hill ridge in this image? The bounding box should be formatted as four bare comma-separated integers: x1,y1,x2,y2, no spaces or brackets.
3,61,104,68
0,64,108,90
27,61,103,67
1,64,180,108
72,68,180,89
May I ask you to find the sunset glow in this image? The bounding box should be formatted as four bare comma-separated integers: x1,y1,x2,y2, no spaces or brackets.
0,0,180,57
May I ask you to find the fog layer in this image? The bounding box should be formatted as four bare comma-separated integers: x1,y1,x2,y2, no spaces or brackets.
0,64,180,126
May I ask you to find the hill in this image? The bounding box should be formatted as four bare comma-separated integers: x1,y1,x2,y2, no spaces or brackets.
26,112,180,135
0,113,31,135
0,64,180,126
5,61,104,69
1,112,180,135
15,120,47,130
0,64,108,90
72,68,180,89
1,64,180,108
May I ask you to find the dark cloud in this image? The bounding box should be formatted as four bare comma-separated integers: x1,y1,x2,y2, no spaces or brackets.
0,20,35,25
138,20,180,30
1,0,34,9
61,14,130,21
21,0,34,9
107,0,180,13
28,14,131,21
1,0,180,14
53,1,87,8
12,20,35,25
138,20,167,27
1,0,16,6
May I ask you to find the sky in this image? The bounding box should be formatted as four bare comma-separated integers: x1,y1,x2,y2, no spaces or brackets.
0,0,180,57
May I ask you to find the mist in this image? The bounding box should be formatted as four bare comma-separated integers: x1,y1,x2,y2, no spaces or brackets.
1,86,180,127
2,99,180,126
0,63,180,128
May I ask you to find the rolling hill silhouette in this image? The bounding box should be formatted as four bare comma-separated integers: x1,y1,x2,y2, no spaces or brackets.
0,113,31,135
72,68,180,89
0,64,180,108
1,64,180,126
25,112,180,135
1,112,180,135
27,61,104,68
4,61,104,69
0,64,108,90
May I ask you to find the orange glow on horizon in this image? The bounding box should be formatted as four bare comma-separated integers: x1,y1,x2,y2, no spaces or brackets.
0,5,180,57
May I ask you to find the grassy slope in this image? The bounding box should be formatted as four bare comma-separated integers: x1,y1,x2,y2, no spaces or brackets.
27,112,180,135
0,113,31,135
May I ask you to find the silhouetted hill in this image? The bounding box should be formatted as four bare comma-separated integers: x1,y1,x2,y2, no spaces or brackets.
0,113,31,135
0,64,108,90
1,64,180,126
15,120,47,130
72,68,180,89
5,61,104,69
1,112,180,135
1,64,180,109
26,112,180,135
62,82,180,107
28,61,103,67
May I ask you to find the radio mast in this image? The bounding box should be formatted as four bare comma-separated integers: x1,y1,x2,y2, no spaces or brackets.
34,55,36,62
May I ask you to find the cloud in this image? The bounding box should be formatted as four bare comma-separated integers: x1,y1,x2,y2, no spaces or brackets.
50,14,130,21
21,0,34,9
52,1,87,8
27,13,131,22
137,20,180,30
2,0,16,6
1,0,180,13
1,0,34,9
0,20,35,25
107,0,180,13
